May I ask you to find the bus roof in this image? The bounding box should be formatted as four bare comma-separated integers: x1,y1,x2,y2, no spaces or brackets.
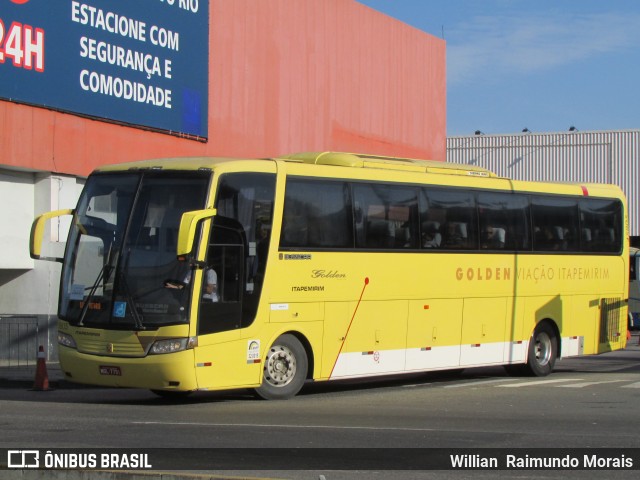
93,156,254,173
91,152,624,200
94,152,496,178
281,152,497,177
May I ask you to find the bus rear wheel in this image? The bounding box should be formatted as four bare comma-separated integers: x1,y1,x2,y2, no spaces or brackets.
255,334,308,400
525,322,557,377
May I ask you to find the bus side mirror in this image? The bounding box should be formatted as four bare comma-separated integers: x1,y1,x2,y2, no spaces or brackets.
30,209,74,262
177,208,217,258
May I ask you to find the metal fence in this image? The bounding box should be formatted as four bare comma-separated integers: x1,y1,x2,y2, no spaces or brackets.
0,316,39,367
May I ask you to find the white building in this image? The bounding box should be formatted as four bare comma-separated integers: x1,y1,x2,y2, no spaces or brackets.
0,170,83,365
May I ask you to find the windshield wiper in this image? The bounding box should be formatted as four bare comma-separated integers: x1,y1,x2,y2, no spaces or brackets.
117,270,145,330
76,230,118,326
77,263,113,327
117,247,145,330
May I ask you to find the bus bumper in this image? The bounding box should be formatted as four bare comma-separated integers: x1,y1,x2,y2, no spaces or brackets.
58,346,198,391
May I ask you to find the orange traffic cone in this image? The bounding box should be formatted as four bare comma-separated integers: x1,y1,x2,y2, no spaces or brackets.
32,345,51,391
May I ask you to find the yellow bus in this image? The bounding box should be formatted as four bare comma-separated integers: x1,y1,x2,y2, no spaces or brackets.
30,152,629,399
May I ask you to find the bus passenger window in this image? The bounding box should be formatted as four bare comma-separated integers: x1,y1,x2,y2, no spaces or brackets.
282,211,309,247
281,179,352,249
354,183,419,250
477,191,529,251
366,218,395,248
423,188,476,250
579,197,622,253
532,196,579,252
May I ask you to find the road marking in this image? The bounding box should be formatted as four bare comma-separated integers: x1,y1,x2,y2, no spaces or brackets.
585,365,637,373
555,380,627,388
497,378,583,388
131,421,436,432
621,382,640,389
444,378,515,389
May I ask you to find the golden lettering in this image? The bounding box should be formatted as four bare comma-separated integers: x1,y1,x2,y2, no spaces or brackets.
455,267,512,281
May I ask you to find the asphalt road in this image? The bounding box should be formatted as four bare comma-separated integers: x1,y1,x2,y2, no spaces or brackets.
2,341,640,479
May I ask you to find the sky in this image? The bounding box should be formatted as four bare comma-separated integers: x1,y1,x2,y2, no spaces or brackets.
358,0,640,136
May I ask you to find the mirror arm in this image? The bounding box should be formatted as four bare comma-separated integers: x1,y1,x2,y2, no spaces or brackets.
30,209,74,262
176,208,217,258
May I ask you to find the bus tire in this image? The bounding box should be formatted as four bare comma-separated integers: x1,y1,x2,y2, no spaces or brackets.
255,334,308,400
525,322,557,377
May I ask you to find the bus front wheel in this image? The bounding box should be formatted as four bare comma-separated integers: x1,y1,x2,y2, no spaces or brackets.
255,334,308,400
525,322,557,377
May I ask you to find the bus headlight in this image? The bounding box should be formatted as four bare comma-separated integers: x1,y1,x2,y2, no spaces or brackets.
149,337,197,355
58,332,77,349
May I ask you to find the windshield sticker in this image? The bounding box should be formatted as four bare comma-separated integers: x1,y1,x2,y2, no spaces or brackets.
136,303,169,314
70,284,85,301
113,302,127,318
247,340,261,364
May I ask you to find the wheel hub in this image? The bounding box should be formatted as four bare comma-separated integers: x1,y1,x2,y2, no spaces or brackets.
264,346,297,387
535,332,552,366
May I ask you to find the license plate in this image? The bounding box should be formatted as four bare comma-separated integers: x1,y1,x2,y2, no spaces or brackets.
99,366,122,376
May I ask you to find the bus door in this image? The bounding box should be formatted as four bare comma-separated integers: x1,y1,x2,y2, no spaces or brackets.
193,217,255,390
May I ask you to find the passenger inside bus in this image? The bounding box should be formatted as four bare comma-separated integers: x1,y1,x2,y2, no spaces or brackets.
536,226,561,250
200,268,219,302
423,222,442,248
164,268,219,302
442,222,466,248
481,226,505,249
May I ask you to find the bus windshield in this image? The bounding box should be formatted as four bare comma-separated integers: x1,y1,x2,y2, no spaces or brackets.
60,171,210,329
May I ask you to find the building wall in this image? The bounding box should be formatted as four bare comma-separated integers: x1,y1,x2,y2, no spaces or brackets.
0,172,81,362
0,0,446,361
447,130,640,240
0,0,446,177
0,171,35,269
